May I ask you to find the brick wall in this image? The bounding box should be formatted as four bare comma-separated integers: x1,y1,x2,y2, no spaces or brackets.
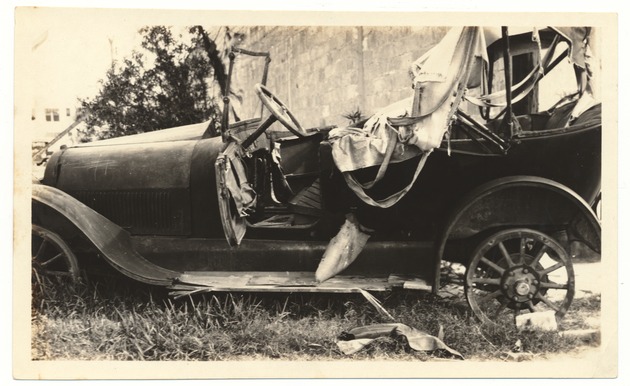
229,26,449,129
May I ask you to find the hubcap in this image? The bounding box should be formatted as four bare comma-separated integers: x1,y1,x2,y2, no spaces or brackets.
514,281,530,296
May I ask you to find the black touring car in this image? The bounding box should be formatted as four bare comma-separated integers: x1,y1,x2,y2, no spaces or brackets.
32,26,601,325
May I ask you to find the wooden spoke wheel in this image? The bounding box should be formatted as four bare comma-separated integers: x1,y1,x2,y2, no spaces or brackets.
32,224,80,284
465,228,575,325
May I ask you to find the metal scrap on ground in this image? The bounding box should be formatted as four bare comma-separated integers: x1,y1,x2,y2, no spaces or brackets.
336,323,464,359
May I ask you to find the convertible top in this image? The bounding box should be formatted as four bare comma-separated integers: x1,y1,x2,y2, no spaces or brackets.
76,120,211,148
483,27,591,69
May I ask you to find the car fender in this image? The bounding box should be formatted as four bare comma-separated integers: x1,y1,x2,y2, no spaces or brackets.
432,175,601,293
32,184,179,286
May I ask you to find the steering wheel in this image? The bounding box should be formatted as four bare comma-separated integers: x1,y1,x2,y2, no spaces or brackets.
255,83,306,137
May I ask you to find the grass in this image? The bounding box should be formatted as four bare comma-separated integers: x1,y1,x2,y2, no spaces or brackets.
31,274,601,361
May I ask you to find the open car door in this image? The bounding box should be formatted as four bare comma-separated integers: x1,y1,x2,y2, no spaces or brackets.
215,140,257,246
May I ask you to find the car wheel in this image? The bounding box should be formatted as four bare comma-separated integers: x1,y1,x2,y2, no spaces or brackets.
32,224,81,284
464,228,575,325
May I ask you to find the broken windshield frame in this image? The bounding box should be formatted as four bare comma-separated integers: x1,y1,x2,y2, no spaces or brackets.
220,46,271,142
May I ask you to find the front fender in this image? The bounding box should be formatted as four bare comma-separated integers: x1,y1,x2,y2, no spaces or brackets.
32,184,179,286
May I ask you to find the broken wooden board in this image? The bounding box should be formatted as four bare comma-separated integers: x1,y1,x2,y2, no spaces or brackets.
169,271,434,296
388,274,433,291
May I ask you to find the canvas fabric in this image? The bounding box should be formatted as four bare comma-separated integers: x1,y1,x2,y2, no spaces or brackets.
329,27,486,208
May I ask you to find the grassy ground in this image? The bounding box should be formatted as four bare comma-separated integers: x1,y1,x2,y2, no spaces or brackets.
31,272,601,361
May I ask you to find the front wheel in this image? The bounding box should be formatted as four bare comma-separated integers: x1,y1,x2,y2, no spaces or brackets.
32,224,81,284
465,228,575,325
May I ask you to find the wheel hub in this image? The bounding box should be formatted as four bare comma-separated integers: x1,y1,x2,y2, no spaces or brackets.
514,280,531,296
502,265,540,303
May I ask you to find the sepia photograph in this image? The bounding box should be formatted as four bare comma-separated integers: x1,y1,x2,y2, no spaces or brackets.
10,3,619,381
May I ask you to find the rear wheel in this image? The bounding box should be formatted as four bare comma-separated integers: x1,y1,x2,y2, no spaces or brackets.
32,224,80,284
465,228,575,325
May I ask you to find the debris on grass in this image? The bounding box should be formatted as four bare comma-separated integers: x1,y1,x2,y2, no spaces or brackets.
358,289,395,321
515,310,558,332
512,338,522,352
336,323,464,359
500,351,535,361
559,329,600,344
31,274,600,361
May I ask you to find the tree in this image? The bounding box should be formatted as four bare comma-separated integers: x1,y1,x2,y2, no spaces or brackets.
78,26,227,141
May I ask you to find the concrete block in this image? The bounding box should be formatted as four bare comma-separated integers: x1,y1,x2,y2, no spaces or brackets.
515,310,558,332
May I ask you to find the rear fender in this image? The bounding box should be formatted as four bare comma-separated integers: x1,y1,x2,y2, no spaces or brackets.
32,184,179,286
432,176,601,293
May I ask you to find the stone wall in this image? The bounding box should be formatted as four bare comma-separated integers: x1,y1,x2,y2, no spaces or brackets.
229,26,449,129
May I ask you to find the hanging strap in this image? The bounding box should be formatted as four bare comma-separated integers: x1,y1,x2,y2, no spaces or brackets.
464,64,541,108
342,152,431,208
341,28,478,208
342,79,469,208
351,124,400,190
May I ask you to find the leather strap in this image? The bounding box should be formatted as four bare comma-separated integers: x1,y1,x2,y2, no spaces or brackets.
342,28,478,208
352,124,400,190
465,64,541,108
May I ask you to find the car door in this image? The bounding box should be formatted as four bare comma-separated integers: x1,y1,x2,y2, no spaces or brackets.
215,140,257,246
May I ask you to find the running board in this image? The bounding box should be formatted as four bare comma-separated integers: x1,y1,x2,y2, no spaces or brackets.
169,271,432,297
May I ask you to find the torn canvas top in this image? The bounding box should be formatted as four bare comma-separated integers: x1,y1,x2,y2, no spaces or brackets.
329,27,487,208
330,27,487,175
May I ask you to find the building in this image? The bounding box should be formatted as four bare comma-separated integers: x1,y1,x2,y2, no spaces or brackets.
228,26,449,129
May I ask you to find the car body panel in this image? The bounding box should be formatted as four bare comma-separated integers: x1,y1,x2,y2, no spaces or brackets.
32,184,178,285
31,26,602,297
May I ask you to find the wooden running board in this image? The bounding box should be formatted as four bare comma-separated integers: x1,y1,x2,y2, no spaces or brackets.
170,271,432,297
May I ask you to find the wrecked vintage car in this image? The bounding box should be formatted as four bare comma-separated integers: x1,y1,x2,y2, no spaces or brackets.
32,26,601,325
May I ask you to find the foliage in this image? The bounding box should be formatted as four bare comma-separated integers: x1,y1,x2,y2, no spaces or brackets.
78,26,227,141
342,107,365,125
